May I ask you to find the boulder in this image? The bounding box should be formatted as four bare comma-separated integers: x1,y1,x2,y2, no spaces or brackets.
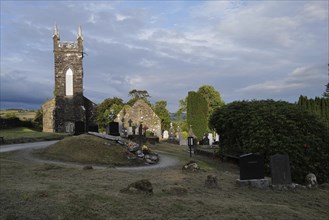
182,160,200,172
120,179,153,195
305,173,318,188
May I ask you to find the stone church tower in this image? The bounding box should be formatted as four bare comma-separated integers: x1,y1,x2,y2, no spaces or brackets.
42,24,97,134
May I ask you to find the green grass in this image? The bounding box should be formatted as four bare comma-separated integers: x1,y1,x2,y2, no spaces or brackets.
35,134,143,166
0,127,66,144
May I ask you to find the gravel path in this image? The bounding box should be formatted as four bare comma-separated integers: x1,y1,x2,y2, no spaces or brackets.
0,141,180,171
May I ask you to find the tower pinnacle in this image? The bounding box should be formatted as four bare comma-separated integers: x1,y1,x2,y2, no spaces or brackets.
78,26,83,39
53,23,59,38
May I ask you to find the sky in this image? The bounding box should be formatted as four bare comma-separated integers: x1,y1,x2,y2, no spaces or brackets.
1,0,328,112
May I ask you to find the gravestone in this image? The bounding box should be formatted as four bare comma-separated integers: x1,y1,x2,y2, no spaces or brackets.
127,127,133,135
208,133,214,146
203,134,209,145
239,153,264,180
163,130,169,139
270,154,292,185
215,133,220,142
179,134,187,146
108,122,120,136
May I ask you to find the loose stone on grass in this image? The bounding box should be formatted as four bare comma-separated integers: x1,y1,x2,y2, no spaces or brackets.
182,161,200,172
120,179,153,195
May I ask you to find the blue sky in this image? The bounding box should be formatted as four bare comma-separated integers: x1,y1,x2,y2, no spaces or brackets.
1,0,328,112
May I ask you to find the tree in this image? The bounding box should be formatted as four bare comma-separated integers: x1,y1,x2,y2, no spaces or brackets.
197,85,225,115
33,109,43,130
152,100,171,130
127,89,151,106
323,64,329,98
176,85,224,130
297,95,329,128
96,97,124,130
175,97,188,120
186,91,208,140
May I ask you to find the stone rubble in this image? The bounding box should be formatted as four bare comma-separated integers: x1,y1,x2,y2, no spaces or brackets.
88,132,159,165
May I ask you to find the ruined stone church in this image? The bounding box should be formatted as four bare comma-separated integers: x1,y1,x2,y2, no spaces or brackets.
42,25,97,133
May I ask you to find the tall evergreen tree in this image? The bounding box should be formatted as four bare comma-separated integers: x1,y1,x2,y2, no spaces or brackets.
186,91,208,140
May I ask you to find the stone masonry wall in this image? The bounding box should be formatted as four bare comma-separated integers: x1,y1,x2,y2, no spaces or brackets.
116,99,162,138
42,98,56,132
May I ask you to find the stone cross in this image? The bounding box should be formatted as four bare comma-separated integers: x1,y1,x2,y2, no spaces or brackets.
128,119,133,127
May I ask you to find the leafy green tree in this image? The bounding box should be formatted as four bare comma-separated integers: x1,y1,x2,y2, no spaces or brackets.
197,85,225,115
323,64,329,98
152,100,171,130
209,100,329,184
186,91,208,140
176,85,224,130
127,89,151,106
96,97,124,130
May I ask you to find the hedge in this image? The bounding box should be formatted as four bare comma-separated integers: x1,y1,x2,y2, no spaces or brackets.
209,100,329,184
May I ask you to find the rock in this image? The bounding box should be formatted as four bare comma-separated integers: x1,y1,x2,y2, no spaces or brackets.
205,175,218,188
162,185,188,196
305,173,318,188
146,158,156,164
150,155,159,162
182,160,200,172
120,179,153,195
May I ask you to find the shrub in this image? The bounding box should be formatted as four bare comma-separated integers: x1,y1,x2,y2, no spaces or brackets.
209,100,329,184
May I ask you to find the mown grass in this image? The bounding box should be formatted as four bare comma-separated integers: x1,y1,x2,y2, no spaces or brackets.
0,127,66,144
1,137,329,219
34,134,143,166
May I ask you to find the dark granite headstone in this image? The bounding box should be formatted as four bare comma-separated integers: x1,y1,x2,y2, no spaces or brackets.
203,135,209,145
74,121,85,135
239,153,264,180
88,125,99,132
270,154,292,185
108,122,120,136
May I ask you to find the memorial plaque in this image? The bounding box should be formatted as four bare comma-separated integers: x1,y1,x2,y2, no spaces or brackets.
270,154,292,185
240,153,264,180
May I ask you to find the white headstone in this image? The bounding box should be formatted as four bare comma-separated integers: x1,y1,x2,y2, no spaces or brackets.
163,130,169,139
208,133,214,146
215,133,220,142
127,127,133,135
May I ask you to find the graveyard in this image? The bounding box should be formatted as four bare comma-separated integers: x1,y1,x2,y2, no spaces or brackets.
1,8,328,219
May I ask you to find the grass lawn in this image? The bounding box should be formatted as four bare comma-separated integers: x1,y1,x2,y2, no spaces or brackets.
0,135,328,219
0,127,66,144
34,134,143,167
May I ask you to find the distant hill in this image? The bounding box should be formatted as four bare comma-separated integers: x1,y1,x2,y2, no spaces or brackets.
0,109,37,121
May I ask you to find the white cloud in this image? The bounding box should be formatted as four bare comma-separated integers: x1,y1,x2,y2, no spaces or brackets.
236,64,327,95
0,1,327,111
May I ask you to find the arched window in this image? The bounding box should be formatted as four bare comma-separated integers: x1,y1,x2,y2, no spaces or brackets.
65,68,73,96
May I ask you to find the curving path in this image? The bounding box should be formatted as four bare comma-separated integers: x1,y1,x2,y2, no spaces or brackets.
0,141,180,171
